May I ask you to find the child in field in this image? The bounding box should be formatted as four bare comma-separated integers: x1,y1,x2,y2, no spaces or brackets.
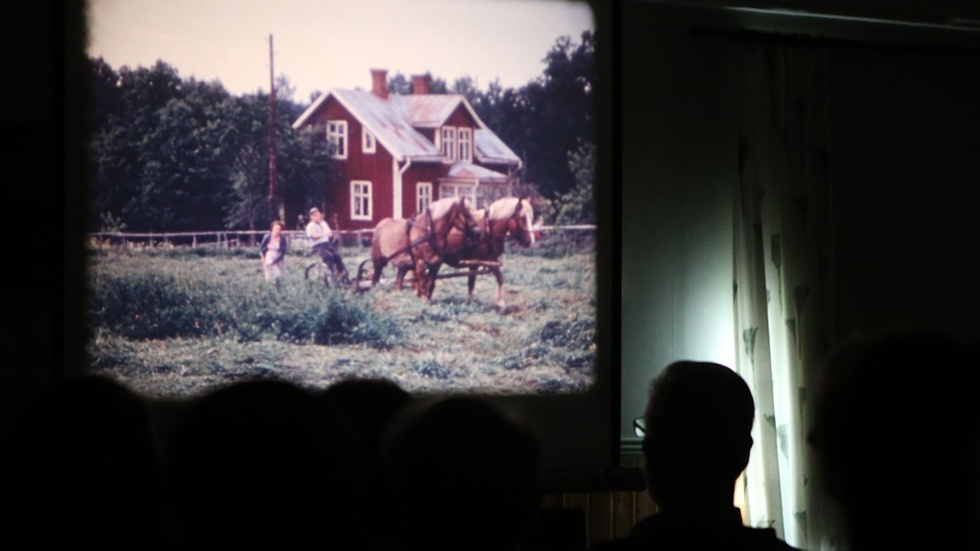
259,220,287,283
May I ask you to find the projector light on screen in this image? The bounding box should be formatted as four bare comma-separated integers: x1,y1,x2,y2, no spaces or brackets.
72,0,619,487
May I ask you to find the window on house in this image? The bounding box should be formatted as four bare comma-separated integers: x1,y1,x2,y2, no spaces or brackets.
327,120,348,159
351,180,372,221
441,127,457,161
440,183,475,207
476,185,500,209
417,182,432,214
362,128,376,154
458,128,472,163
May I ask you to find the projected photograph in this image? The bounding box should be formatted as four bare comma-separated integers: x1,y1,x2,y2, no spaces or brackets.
84,0,598,398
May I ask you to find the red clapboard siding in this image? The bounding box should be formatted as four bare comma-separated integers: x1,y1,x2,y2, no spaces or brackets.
402,162,445,218
309,98,397,231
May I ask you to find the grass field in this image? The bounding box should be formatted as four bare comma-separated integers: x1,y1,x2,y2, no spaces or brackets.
85,234,597,399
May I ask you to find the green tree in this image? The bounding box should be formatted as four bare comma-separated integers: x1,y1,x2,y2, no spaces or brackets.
223,84,340,231
87,57,123,134
388,72,412,95
88,60,188,231
551,141,595,225
451,75,481,103
473,79,533,165
454,33,595,203
427,74,448,94
273,92,340,227
222,93,271,231
522,31,595,200
87,57,342,233
124,80,235,231
389,71,448,95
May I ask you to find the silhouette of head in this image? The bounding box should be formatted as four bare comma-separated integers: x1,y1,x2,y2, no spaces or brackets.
0,375,167,548
642,361,755,510
381,396,541,550
808,332,979,550
166,379,369,548
319,377,411,460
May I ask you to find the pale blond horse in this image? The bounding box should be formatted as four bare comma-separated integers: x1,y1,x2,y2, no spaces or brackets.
437,196,535,307
368,196,479,298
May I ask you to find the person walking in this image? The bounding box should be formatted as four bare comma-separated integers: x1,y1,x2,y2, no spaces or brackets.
259,220,287,284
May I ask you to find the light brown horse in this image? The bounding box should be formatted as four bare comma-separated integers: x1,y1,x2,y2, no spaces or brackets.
367,196,480,299
437,196,536,307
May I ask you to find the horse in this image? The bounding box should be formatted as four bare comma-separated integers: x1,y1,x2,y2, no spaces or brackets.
435,196,536,307
367,196,480,299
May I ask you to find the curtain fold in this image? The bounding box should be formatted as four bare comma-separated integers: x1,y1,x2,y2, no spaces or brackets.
733,42,842,550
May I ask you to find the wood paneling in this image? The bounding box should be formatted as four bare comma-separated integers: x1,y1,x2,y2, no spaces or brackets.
538,455,655,547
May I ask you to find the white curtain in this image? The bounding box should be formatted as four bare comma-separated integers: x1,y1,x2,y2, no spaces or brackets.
733,42,844,551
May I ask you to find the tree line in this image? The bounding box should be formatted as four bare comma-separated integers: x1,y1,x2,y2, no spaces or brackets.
86,31,596,233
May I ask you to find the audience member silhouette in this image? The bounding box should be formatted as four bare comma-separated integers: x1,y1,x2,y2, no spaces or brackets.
317,377,413,509
380,396,542,551
164,379,373,549
593,361,799,551
318,376,412,461
808,331,980,550
0,375,170,549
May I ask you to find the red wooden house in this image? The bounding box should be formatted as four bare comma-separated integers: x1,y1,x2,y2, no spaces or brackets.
292,69,522,231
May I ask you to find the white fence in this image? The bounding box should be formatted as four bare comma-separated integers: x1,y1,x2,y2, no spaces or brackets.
86,225,596,250
87,229,373,249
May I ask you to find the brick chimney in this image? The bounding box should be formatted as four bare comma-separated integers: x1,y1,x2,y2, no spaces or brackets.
412,74,430,95
370,68,388,99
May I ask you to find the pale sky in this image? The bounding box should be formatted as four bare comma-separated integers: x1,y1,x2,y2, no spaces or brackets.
85,0,594,103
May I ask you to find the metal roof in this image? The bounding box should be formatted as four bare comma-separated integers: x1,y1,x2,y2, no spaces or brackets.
343,89,446,161
292,88,520,166
396,95,469,128
444,161,510,182
474,128,520,165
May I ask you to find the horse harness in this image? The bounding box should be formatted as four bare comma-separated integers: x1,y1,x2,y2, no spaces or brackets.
403,202,463,266
394,199,521,266
445,201,525,259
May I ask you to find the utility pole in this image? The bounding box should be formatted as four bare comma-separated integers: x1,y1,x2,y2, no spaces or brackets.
268,33,280,223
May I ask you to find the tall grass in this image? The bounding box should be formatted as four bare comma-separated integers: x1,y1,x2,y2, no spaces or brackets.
87,248,399,348
84,233,597,396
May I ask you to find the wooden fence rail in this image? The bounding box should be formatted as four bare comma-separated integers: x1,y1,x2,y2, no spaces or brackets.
87,225,596,249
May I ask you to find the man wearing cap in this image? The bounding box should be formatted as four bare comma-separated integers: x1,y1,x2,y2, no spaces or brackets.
305,207,348,282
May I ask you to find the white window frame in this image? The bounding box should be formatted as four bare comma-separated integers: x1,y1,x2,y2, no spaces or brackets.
440,183,475,206
351,180,372,221
457,127,472,163
362,128,376,154
440,127,457,161
416,182,432,214
327,120,348,160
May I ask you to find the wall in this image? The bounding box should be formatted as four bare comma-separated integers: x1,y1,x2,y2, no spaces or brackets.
617,0,980,445
599,1,980,543
539,456,656,547
619,1,740,443
828,46,980,341
312,100,397,229
3,1,65,411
